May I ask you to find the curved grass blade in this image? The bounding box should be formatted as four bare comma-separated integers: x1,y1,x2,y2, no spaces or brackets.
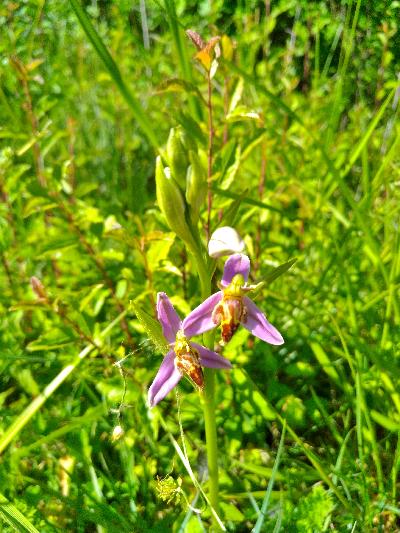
68,0,159,150
252,421,286,533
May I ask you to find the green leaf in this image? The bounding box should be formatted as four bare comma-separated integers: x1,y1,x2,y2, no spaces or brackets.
220,502,245,522
131,299,169,355
228,77,244,114
219,146,241,190
155,78,205,104
370,410,400,431
226,105,261,123
23,197,58,218
262,258,297,285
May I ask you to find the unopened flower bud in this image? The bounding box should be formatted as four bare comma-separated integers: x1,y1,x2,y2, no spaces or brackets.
155,156,198,252
208,226,245,258
185,150,207,222
166,127,189,189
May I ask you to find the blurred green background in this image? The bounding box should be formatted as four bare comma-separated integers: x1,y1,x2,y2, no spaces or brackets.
0,0,399,531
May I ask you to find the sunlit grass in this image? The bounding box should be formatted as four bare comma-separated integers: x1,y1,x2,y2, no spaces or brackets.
0,1,399,531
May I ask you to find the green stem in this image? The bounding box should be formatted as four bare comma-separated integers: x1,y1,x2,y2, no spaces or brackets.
202,365,219,517
194,251,221,528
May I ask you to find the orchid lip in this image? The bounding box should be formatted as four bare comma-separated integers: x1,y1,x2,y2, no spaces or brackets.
181,253,284,346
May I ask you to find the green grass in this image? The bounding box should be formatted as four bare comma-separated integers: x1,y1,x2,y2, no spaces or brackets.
0,1,399,531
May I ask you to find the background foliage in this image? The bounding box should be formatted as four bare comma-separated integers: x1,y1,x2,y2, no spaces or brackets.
0,0,399,531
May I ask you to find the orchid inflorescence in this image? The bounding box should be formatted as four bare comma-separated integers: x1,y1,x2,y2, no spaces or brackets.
148,253,284,407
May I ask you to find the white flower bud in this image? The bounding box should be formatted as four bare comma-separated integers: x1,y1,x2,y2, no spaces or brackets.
208,226,245,258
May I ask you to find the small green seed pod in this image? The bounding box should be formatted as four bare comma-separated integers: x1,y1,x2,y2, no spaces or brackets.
185,150,207,223
155,156,199,252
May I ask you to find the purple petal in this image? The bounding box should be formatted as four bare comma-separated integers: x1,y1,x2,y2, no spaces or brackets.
148,350,182,407
182,292,223,337
192,342,232,369
242,297,284,345
157,292,181,343
221,254,250,287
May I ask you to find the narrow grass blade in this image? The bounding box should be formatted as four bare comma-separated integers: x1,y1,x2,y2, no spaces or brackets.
163,0,191,82
68,0,159,150
340,88,396,181
238,369,352,513
0,493,40,533
252,421,286,533
326,0,362,139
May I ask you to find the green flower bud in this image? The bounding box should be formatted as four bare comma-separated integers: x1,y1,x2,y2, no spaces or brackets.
185,150,207,223
179,127,197,153
166,127,189,189
155,156,199,251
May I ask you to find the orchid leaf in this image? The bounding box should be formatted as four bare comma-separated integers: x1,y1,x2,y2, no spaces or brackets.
262,258,297,285
131,300,169,355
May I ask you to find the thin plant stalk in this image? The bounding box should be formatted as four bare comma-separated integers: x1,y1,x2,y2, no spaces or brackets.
200,63,220,523
206,70,214,241
194,250,221,527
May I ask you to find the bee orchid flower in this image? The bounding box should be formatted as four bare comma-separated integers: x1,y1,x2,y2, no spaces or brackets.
148,292,232,407
182,254,284,346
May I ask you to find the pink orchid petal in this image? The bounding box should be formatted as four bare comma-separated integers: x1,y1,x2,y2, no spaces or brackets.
243,297,284,345
192,342,232,369
221,254,250,287
148,350,182,407
182,291,223,337
157,292,181,343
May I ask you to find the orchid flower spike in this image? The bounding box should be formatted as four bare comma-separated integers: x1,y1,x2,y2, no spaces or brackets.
148,293,232,407
182,254,284,346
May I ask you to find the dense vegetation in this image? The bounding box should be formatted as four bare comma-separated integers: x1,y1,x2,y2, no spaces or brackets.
0,0,399,531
